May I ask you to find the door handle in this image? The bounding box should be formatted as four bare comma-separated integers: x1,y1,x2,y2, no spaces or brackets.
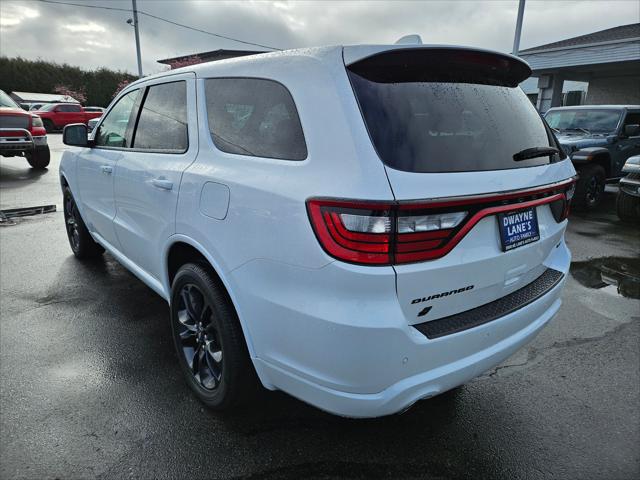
151,177,173,190
100,165,113,174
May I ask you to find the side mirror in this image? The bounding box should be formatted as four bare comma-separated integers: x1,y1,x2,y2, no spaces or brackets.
63,123,90,147
623,124,640,137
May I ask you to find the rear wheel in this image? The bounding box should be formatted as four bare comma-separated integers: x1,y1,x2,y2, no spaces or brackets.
63,186,104,259
616,189,640,222
170,263,256,410
574,164,605,210
25,146,50,169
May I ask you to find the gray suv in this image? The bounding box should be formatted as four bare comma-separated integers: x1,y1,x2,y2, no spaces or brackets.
545,106,640,210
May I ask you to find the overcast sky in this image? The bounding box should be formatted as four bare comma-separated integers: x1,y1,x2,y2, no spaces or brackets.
1,0,638,75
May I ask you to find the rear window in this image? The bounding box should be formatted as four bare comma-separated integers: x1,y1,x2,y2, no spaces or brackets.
205,78,307,160
347,49,556,173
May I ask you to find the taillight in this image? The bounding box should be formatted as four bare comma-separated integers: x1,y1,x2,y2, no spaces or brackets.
307,178,576,266
307,200,392,264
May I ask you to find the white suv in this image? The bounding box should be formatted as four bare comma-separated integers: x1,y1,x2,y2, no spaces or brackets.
60,44,576,418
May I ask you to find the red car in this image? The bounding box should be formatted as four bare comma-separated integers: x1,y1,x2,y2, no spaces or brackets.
0,90,50,169
33,103,103,132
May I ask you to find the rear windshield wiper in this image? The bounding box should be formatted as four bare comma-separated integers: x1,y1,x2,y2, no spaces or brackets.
513,146,559,161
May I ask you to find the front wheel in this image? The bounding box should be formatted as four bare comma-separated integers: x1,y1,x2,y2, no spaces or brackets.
63,186,104,259
170,263,256,410
25,146,50,169
616,189,640,222
574,164,606,211
43,119,55,133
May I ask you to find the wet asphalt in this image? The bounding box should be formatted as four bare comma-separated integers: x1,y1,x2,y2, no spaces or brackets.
0,135,639,479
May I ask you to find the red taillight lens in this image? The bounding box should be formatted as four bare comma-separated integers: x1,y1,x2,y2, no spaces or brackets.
307,200,465,265
307,200,392,265
307,178,576,266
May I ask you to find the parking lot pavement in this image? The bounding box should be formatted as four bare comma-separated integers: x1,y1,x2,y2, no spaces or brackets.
0,134,66,211
1,142,638,479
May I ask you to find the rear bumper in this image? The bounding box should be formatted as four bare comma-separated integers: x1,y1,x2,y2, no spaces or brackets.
257,282,562,418
233,236,571,418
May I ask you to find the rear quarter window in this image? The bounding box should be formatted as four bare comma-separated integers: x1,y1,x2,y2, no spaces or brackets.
205,78,307,160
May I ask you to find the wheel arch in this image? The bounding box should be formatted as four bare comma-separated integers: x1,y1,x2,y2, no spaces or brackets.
163,236,262,370
572,147,612,178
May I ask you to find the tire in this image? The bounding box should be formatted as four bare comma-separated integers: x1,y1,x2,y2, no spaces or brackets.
573,164,606,211
25,146,50,169
170,263,256,410
62,186,104,259
616,189,640,222
43,119,55,133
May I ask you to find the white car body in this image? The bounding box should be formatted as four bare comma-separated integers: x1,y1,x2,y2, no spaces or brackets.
60,44,576,417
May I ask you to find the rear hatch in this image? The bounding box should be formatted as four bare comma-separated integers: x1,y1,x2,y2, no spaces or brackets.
344,47,575,327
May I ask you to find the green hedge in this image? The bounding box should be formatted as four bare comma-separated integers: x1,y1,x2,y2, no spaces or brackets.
0,56,136,107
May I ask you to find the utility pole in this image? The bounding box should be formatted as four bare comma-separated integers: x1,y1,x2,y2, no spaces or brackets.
512,0,526,55
132,0,143,77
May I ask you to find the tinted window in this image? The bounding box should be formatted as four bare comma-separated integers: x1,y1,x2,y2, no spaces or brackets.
95,89,140,148
0,90,19,108
37,104,58,112
347,51,555,173
545,109,622,133
58,104,81,112
132,81,188,152
205,78,306,160
623,112,640,127
350,76,553,173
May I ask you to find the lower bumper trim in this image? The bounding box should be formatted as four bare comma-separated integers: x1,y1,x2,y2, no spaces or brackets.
414,268,564,339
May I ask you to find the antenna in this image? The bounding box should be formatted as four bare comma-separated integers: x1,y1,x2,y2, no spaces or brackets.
395,35,423,45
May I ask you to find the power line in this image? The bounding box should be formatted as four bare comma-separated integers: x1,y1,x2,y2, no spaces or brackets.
35,0,282,51
139,10,281,51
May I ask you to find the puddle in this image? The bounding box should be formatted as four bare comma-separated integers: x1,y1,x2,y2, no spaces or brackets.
570,256,640,299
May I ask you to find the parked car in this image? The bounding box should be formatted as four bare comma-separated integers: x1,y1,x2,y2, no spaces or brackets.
616,155,640,221
60,44,576,418
544,106,640,210
33,102,102,132
0,89,50,169
87,116,101,133
28,103,46,111
83,106,105,113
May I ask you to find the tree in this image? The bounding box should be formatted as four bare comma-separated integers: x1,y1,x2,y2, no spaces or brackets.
54,84,87,104
0,56,136,107
167,55,203,70
112,79,132,98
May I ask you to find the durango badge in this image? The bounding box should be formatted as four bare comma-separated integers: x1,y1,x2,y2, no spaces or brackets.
411,285,475,304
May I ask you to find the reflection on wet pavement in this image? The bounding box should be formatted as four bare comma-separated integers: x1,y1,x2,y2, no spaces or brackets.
570,256,640,299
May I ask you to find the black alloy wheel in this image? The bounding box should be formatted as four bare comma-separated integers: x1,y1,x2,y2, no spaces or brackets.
62,186,104,258
170,262,256,410
176,283,224,391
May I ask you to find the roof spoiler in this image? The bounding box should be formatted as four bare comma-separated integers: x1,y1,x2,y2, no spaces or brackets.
344,46,532,87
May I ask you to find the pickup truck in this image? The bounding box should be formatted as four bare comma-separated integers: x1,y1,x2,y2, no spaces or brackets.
0,89,50,169
33,103,103,132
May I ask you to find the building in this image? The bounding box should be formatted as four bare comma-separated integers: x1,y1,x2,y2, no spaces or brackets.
10,91,79,105
158,49,266,68
519,23,640,112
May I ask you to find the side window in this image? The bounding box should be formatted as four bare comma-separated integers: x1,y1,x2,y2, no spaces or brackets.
59,104,81,112
95,89,140,148
205,78,307,160
623,112,640,127
132,81,188,152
